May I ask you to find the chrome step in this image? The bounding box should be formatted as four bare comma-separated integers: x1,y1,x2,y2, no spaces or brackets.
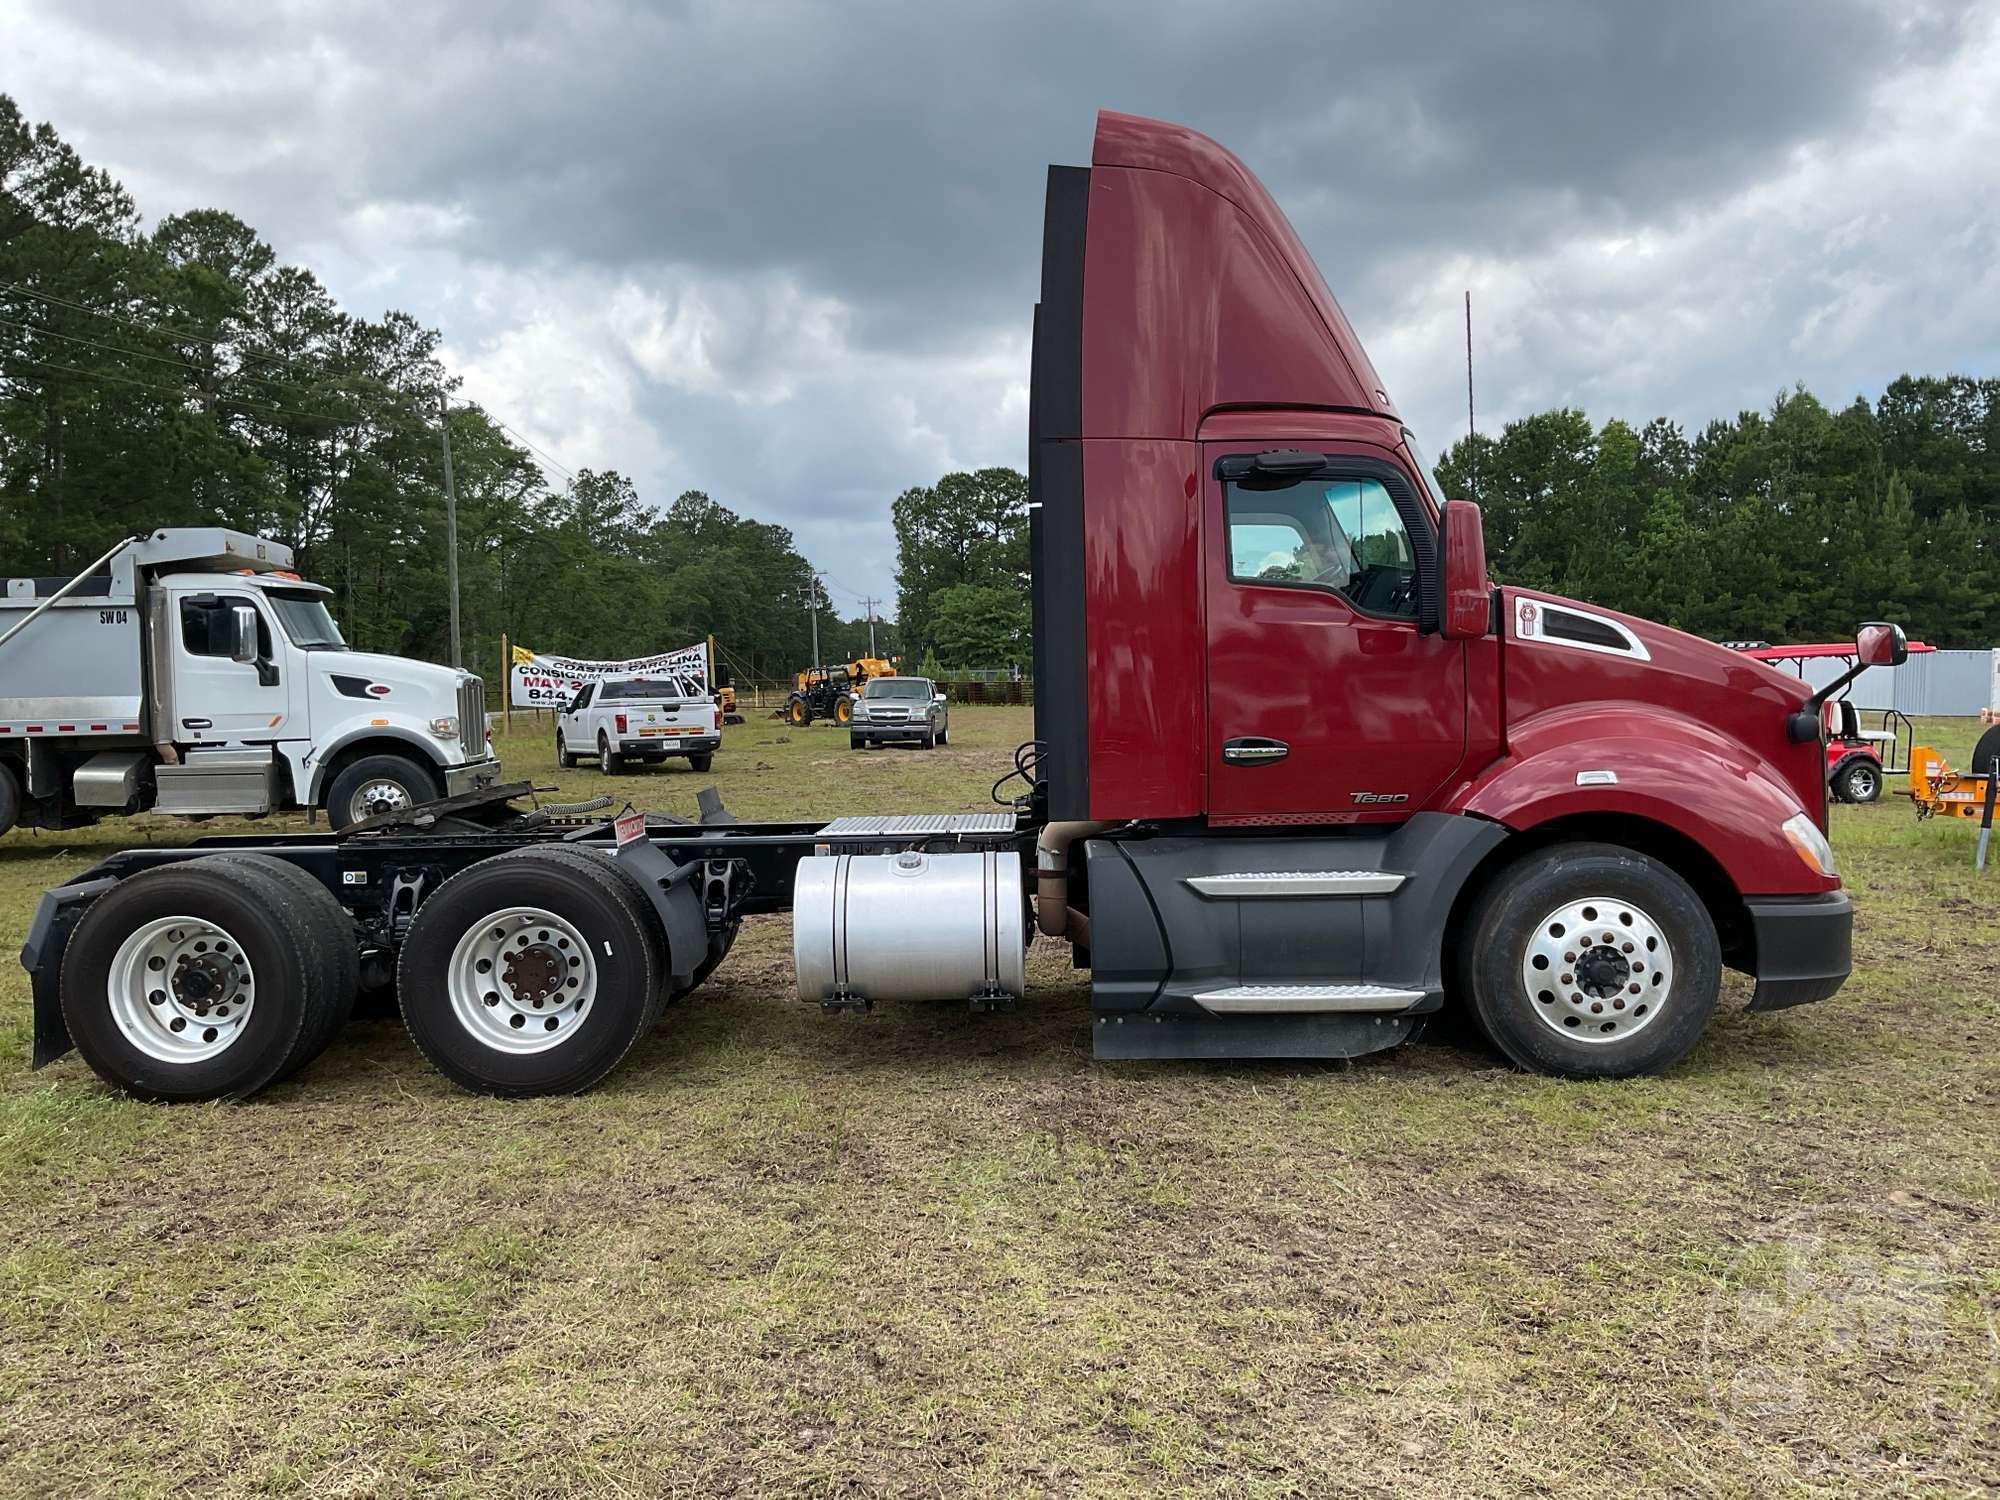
1183,870,1405,898
1195,983,1423,1015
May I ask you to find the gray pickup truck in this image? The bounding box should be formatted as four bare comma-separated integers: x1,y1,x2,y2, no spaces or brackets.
848,676,950,750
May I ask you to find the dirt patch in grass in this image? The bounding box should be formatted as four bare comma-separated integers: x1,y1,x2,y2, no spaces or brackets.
1,710,1996,1495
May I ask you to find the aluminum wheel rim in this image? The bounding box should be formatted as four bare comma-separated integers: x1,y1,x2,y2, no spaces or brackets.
447,905,598,1054
1521,895,1674,1044
107,915,256,1063
1849,764,1877,799
351,779,414,821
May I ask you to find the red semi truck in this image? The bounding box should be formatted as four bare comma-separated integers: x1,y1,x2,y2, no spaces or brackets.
22,112,1899,1102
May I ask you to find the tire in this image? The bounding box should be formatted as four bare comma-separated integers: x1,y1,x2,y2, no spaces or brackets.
206,854,359,1078
785,694,811,728
598,733,623,775
1973,726,2000,777
687,753,713,773
834,697,853,726
58,859,340,1101
921,729,936,749
939,725,950,747
1832,757,1881,804
1457,842,1720,1079
556,730,576,768
325,753,439,829
517,844,672,1022
850,736,865,751
0,760,18,837
396,846,662,1096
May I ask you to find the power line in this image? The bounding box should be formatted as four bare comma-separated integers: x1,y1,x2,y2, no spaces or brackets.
0,347,295,420
3,279,590,494
0,345,448,451
0,279,359,384
493,421,576,483
0,311,366,407
0,279,459,416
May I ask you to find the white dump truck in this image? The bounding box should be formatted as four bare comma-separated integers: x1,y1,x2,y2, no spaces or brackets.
0,528,500,833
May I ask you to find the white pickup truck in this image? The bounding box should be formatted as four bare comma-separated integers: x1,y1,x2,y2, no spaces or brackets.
554,675,722,775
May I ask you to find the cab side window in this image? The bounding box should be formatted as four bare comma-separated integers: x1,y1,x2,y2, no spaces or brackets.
178,595,271,657
1225,475,1418,619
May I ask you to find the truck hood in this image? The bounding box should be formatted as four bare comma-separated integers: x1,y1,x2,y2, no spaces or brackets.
311,650,467,711
1501,587,1824,819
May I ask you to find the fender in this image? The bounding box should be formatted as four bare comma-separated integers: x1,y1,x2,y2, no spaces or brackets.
1445,704,1837,897
304,723,454,802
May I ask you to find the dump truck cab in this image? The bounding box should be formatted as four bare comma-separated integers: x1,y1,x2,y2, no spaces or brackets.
0,528,498,832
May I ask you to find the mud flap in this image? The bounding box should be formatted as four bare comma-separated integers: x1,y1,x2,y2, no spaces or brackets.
20,876,118,1069
606,837,708,992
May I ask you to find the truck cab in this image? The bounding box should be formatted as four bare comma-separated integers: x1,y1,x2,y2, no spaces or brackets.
0,528,499,832
1027,112,1869,1077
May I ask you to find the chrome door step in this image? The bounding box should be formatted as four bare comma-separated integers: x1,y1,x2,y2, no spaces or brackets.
1195,983,1424,1015
1183,870,1405,897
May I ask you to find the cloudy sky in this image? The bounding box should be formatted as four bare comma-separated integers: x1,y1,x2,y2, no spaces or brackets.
4,0,1996,617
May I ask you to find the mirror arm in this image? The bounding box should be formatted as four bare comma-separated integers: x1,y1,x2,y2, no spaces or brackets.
1802,663,1864,717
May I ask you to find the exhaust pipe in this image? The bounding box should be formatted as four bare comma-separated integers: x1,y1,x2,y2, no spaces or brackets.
1035,820,1113,941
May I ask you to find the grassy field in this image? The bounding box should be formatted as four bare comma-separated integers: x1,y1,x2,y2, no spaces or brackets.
2,707,1996,1496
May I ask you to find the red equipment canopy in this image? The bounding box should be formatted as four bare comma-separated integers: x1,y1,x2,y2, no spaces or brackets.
1736,641,1936,663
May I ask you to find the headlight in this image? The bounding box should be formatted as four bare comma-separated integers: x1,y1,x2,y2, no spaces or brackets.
429,716,460,740
1780,811,1837,878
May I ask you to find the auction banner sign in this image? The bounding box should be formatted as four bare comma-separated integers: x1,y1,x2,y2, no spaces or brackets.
509,641,711,708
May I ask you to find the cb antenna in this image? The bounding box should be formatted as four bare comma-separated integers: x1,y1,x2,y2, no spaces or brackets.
1465,289,1477,502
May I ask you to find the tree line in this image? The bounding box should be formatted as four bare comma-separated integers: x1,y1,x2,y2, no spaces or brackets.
0,93,887,692
1436,381,1999,650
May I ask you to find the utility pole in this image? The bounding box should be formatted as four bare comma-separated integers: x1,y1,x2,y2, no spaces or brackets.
806,568,821,670
437,391,462,670
860,596,880,656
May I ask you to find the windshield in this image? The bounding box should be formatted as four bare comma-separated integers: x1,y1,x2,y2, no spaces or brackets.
601,677,699,700
864,678,929,699
266,589,346,649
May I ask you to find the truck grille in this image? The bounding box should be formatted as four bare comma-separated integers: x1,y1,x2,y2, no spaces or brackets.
458,676,487,745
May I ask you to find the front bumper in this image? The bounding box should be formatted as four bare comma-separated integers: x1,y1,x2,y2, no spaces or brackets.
619,735,720,756
1744,891,1853,1011
443,756,503,796
852,722,935,740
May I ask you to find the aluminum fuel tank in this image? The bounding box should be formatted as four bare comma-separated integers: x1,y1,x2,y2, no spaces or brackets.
793,849,1026,1006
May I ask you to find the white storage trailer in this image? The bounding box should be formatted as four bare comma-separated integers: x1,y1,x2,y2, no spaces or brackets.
0,528,499,834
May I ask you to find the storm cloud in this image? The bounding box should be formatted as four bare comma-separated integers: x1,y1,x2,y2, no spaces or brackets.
4,0,1995,613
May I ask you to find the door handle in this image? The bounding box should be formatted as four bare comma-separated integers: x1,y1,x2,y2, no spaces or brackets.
1222,737,1289,765
181,718,212,730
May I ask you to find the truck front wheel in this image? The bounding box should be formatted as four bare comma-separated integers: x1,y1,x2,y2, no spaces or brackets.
325,753,439,828
396,847,662,1096
1459,842,1720,1079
